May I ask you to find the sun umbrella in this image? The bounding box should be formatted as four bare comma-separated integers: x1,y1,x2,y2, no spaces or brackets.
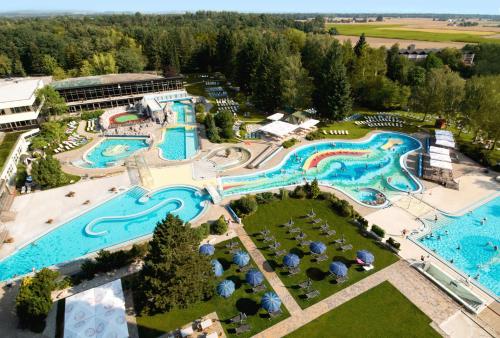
329,261,348,277
283,253,300,268
246,269,264,287
261,292,281,313
356,250,375,265
309,241,326,254
211,259,224,277
216,280,235,298
199,244,215,256
233,250,250,267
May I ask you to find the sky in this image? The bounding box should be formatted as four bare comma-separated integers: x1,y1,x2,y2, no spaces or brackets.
1,0,499,15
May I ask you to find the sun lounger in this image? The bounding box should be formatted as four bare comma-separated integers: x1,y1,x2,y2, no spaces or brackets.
329,130,334,135
230,312,247,324
304,289,320,300
333,130,338,135
345,130,349,135
263,235,275,243
226,241,239,249
315,253,328,262
295,233,307,241
260,229,271,237
275,249,287,257
268,309,283,319
235,324,251,335
289,227,301,234
239,264,253,273
197,318,213,330
283,219,294,227
230,247,241,254
252,284,267,293
340,244,353,251
332,237,345,244
335,275,348,284
325,229,336,237
322,130,327,135
269,242,281,251
180,326,194,337
288,267,300,276
298,278,312,289
363,264,374,271
299,240,312,247
312,218,322,224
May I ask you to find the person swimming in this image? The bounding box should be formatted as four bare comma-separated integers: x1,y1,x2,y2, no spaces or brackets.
456,245,461,250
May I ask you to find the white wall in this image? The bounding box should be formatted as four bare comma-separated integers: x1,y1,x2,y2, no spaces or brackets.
0,128,39,183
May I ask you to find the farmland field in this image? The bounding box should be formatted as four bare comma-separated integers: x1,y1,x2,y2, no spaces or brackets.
326,23,500,44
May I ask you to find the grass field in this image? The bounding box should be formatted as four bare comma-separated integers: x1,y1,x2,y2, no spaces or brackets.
327,23,500,44
243,198,399,309
285,281,440,338
0,132,22,171
134,238,289,338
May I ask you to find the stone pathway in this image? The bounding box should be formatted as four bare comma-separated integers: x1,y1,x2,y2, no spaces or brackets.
235,223,465,338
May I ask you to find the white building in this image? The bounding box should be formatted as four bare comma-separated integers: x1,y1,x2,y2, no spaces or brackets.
0,78,44,131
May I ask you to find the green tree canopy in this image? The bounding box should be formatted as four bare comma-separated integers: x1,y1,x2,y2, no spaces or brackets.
36,86,67,117
31,155,69,189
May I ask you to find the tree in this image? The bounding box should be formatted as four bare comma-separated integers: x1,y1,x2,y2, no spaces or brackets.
31,155,69,189
89,53,118,75
16,268,59,332
423,52,444,71
474,43,500,75
436,48,463,71
407,65,426,88
116,47,146,73
309,178,321,199
0,54,12,76
230,195,258,217
214,110,234,139
442,70,465,121
283,28,306,53
386,44,411,83
40,54,58,75
136,214,214,314
280,54,313,109
36,86,67,117
354,33,367,57
204,113,221,143
315,41,352,120
376,16,384,22
211,215,228,235
328,27,338,35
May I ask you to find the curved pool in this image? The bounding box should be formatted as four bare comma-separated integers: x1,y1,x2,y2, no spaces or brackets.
221,132,421,205
81,137,150,168
0,186,209,281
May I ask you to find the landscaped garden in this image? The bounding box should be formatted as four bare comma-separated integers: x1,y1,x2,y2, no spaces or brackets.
285,281,440,338
133,237,289,338
242,193,399,308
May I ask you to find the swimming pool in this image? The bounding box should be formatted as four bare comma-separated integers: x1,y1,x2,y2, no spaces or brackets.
418,196,500,298
158,127,199,160
81,137,150,168
171,101,194,124
0,185,209,281
221,132,422,206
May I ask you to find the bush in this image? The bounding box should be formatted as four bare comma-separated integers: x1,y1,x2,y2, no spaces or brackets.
282,138,298,149
16,268,59,332
279,188,289,200
230,195,258,217
31,155,70,189
211,215,228,235
371,224,385,238
306,130,324,141
81,109,104,120
291,185,307,199
195,223,210,240
356,216,369,230
331,198,353,217
195,103,205,114
255,192,276,204
387,237,401,250
309,178,321,199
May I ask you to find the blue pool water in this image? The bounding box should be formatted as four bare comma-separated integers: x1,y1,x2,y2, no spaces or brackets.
419,196,500,297
0,186,209,281
83,138,149,168
172,101,194,124
158,127,199,160
221,132,421,205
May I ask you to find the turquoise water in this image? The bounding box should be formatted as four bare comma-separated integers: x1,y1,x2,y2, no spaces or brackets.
83,138,149,168
419,196,500,297
221,132,421,205
158,127,198,160
172,101,194,124
0,186,209,281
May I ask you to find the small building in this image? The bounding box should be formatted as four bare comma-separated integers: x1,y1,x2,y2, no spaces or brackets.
0,78,44,131
399,45,439,61
51,73,184,113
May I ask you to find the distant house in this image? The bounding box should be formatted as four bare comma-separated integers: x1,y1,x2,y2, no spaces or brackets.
462,52,475,66
399,45,439,61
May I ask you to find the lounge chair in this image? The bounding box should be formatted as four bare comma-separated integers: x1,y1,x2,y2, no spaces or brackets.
275,249,287,257
298,278,312,289
329,130,334,135
252,284,267,293
289,227,301,234
312,218,322,224
340,244,353,251
315,253,328,262
322,130,327,135
345,130,349,135
325,229,336,237
299,240,312,247
230,312,247,324
230,247,241,254
180,326,194,337
235,324,251,335
335,275,348,284
283,219,294,227
304,289,320,300
295,232,307,241
269,242,281,251
226,241,239,249
260,229,271,237
332,237,345,244
320,224,330,232
288,267,300,276
268,309,283,319
263,235,275,243
239,264,253,273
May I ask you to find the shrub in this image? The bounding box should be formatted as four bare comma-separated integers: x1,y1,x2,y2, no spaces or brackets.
31,155,69,189
318,191,333,200
331,198,353,217
211,216,228,235
306,130,324,141
279,188,289,200
16,268,59,332
291,185,307,199
230,195,258,217
195,223,210,240
282,138,298,149
195,103,205,114
255,192,276,204
81,109,104,120
309,178,321,199
356,216,369,230
371,224,385,238
387,237,401,250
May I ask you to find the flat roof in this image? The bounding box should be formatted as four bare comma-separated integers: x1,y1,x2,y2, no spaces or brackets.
259,120,299,137
51,73,171,90
0,78,42,109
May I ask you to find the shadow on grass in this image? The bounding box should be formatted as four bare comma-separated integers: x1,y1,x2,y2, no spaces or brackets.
219,257,232,270
289,247,305,258
305,267,326,281
235,298,259,316
227,275,243,289
331,255,353,267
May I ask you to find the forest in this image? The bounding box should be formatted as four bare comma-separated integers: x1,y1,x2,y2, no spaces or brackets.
0,12,498,145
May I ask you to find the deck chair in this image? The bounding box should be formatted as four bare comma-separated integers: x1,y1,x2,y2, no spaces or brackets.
335,275,348,284
239,264,253,273
304,289,320,300
298,278,312,289
235,324,251,335
312,218,322,224
263,235,275,243
268,309,283,319
275,249,287,257
315,253,328,262
229,312,247,324
299,240,312,247
288,267,300,276
289,227,301,234
340,244,353,251
325,229,336,237
252,284,267,293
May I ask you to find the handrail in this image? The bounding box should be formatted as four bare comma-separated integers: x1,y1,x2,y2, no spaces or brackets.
85,197,184,237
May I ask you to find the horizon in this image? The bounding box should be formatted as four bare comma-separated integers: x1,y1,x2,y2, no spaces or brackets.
1,0,499,16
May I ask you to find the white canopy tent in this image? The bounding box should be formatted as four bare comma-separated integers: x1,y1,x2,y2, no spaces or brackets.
430,159,453,170
435,139,456,148
430,152,451,163
435,130,453,137
259,121,298,137
298,119,320,130
267,113,284,121
64,279,128,338
429,146,450,156
435,134,455,142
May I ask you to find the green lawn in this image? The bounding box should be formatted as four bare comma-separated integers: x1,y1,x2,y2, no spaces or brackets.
286,281,440,338
134,238,289,338
327,23,500,44
0,132,22,171
242,198,399,309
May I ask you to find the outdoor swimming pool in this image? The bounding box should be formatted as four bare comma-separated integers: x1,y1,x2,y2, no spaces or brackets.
221,132,422,206
0,186,209,281
81,137,150,168
418,196,500,297
172,101,194,124
158,127,199,160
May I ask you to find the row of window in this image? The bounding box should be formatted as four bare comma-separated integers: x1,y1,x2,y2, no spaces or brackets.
68,97,139,113
0,119,38,131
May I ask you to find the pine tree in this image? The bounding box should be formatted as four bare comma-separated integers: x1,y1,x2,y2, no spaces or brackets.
137,214,214,314
354,33,367,57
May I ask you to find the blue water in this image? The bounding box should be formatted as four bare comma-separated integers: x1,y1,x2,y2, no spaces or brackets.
221,132,421,204
172,101,194,124
419,196,500,297
83,138,149,168
158,127,198,160
0,186,209,281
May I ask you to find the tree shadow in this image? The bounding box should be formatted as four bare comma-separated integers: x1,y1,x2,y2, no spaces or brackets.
218,257,232,271
289,247,305,258
226,275,243,289
305,267,326,281
331,255,353,267
235,298,259,316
